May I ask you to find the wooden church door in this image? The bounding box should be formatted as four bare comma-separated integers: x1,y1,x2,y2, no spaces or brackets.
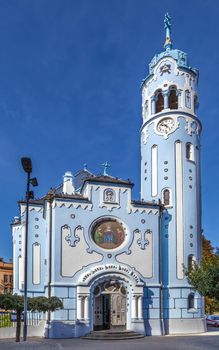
110,293,126,328
93,281,126,330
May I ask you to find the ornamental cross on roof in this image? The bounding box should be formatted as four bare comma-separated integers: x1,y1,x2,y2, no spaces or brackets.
164,13,172,50
101,161,111,176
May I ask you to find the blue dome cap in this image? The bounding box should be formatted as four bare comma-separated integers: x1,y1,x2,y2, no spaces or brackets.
149,48,189,74
149,13,190,73
141,14,198,86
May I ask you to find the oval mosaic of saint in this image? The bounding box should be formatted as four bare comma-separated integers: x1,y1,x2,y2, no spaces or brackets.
93,221,125,249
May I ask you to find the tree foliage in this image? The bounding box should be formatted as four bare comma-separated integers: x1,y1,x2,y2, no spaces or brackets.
186,256,219,299
0,294,63,342
185,234,219,313
0,294,24,312
202,235,215,259
28,296,63,313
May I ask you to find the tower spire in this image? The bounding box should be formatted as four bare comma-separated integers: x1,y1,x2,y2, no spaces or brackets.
164,13,172,50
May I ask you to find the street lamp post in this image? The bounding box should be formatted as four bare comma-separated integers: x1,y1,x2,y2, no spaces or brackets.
21,157,38,342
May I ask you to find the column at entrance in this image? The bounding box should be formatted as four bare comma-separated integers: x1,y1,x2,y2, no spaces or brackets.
84,296,90,320
131,295,137,318
77,295,90,321
131,294,143,319
137,296,143,319
77,296,83,320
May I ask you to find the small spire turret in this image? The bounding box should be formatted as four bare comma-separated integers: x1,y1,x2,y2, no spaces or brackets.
164,13,172,50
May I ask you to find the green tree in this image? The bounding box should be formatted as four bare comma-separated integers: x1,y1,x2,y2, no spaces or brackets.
186,256,219,299
202,235,214,258
185,235,219,313
0,294,63,342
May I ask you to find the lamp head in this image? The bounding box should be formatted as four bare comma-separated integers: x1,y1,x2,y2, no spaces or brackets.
28,191,34,199
21,157,32,173
30,177,38,187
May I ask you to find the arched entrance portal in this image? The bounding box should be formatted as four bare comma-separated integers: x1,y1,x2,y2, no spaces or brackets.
93,280,126,331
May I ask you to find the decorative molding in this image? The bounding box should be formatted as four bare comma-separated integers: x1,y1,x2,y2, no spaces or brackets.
154,58,178,77
99,203,121,211
141,128,149,144
78,263,144,286
185,118,198,136
21,206,43,214
160,63,171,75
136,229,152,249
98,186,121,209
53,201,93,211
63,225,80,247
126,206,159,215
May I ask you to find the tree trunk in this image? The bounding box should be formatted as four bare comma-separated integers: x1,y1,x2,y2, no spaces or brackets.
15,310,21,342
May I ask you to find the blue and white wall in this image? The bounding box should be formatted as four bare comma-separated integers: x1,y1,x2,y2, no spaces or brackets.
12,177,163,337
12,203,46,296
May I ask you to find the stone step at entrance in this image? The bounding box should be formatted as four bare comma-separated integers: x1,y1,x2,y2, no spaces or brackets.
82,330,145,340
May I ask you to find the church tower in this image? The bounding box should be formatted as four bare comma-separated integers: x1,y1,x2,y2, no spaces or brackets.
140,14,204,332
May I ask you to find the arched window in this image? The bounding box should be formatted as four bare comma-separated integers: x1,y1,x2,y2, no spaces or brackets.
143,100,148,119
188,293,195,309
155,90,164,113
168,86,178,109
145,100,148,116
186,143,195,161
185,90,191,108
104,189,115,202
163,189,170,206
194,95,198,113
188,255,196,271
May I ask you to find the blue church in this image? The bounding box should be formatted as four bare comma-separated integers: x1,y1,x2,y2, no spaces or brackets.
12,14,206,337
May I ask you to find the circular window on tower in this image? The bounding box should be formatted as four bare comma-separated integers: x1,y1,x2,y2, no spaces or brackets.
92,220,125,250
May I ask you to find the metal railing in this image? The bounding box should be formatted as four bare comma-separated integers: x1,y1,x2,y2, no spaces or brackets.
0,311,46,328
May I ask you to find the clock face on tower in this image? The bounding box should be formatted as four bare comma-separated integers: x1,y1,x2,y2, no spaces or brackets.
157,118,175,134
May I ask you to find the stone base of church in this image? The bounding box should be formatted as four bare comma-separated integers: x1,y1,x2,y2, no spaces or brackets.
44,320,91,338
131,319,164,336
164,318,207,335
44,318,206,338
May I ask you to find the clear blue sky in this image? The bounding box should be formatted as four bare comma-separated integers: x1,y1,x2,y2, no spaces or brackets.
0,0,218,260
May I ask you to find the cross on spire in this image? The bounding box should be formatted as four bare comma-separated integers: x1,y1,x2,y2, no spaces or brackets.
101,161,111,176
164,13,172,50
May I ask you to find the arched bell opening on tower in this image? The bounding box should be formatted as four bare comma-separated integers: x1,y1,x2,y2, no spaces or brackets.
168,86,178,109
194,94,199,114
185,90,191,109
155,90,164,113
144,100,148,118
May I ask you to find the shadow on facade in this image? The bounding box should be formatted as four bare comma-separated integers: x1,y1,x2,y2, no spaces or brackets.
143,287,153,335
45,320,91,338
162,209,172,335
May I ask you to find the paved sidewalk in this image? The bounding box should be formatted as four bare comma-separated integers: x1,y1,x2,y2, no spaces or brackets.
0,329,218,350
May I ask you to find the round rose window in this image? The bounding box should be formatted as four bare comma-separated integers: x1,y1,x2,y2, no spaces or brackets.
92,220,125,249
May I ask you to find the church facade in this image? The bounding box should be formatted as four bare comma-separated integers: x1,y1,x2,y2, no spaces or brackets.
12,15,206,337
